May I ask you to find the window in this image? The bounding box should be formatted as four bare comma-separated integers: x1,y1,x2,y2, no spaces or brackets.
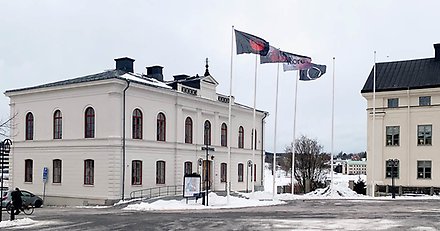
25,112,34,140
220,163,227,183
156,160,165,184
387,98,399,108
204,120,211,145
185,117,193,144
221,123,227,147
132,109,143,139
254,164,257,181
385,160,399,178
53,159,62,183
85,107,95,138
157,113,166,141
84,159,94,185
238,163,244,182
238,126,244,149
386,126,400,146
184,161,192,175
251,129,257,150
418,125,432,145
419,96,431,106
25,159,33,183
53,110,62,139
132,160,142,185
417,160,432,179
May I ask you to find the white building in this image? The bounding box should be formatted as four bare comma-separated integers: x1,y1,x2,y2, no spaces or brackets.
5,58,268,205
346,160,367,175
362,44,440,196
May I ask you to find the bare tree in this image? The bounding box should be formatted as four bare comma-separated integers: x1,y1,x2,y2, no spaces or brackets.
0,113,17,138
284,135,330,193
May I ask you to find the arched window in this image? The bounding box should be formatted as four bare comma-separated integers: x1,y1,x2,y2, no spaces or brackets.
220,163,227,183
132,109,143,139
25,112,34,140
184,161,192,175
204,120,211,145
156,160,166,184
25,159,33,182
85,107,95,138
251,129,257,150
238,163,244,182
157,113,166,141
221,123,227,147
238,126,244,149
53,159,62,183
185,117,193,144
132,160,142,185
84,159,94,185
53,110,62,139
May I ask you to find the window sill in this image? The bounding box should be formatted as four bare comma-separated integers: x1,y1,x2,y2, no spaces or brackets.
132,184,143,187
83,184,94,187
52,183,62,185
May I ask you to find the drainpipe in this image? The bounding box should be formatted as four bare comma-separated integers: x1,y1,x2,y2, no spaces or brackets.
122,80,130,200
261,111,269,187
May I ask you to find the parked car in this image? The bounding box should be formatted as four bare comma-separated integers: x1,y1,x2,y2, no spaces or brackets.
1,189,43,208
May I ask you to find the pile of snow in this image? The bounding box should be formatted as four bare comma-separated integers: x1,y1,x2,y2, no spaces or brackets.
0,218,37,228
305,184,365,198
123,192,285,211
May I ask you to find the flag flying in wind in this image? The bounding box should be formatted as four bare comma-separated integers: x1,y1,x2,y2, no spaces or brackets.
282,53,313,71
299,63,327,81
260,46,290,64
235,30,270,56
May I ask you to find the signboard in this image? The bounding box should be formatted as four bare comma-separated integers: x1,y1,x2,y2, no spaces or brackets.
43,167,48,183
183,173,201,198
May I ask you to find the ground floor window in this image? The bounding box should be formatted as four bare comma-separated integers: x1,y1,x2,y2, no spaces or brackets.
417,160,432,179
25,159,33,183
53,159,62,183
184,161,192,175
156,161,165,184
132,160,142,185
84,159,94,185
238,163,243,182
221,163,227,183
385,159,399,178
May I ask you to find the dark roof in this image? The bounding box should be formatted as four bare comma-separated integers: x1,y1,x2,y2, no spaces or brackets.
167,75,202,90
361,58,440,93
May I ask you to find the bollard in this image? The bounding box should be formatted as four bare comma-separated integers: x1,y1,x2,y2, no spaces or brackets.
10,206,15,221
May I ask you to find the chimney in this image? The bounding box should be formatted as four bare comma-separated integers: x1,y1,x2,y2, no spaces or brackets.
146,66,164,82
115,57,135,72
173,74,189,81
434,43,440,61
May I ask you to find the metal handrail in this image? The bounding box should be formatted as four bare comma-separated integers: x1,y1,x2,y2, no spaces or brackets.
129,185,183,200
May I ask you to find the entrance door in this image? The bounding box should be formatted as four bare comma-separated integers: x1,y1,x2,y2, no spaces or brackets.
202,160,212,190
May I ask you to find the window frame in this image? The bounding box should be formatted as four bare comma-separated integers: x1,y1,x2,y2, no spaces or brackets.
53,110,62,139
417,125,432,146
156,160,166,184
238,126,244,149
132,109,143,139
204,120,211,145
84,159,94,185
157,113,166,141
53,159,62,183
184,161,192,175
132,160,142,185
386,126,400,146
84,107,95,138
419,96,431,106
387,98,399,108
417,160,432,179
185,117,193,144
24,159,33,183
385,160,399,178
238,163,244,182
25,112,34,140
221,123,227,147
220,163,227,183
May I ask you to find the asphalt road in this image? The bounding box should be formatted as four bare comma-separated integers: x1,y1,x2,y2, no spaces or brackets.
2,199,440,230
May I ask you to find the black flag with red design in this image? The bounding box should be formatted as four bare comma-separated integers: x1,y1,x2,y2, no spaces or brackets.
235,30,269,56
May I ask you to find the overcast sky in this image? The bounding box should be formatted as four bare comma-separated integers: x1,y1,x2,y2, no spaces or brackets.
2,1,440,154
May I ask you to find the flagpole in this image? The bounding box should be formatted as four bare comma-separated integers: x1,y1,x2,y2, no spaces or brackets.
371,51,376,197
272,63,280,199
227,25,234,204
330,57,335,191
291,71,299,195
252,54,258,196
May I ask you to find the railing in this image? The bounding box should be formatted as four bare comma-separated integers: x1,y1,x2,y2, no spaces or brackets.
130,185,183,200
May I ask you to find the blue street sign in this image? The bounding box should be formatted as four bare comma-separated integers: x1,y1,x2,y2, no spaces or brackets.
43,167,48,183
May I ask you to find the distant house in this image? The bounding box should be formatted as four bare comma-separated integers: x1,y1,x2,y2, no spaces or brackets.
4,57,267,205
361,44,440,196
346,160,367,175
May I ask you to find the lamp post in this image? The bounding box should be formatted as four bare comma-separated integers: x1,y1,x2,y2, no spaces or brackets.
201,142,214,206
387,158,399,199
0,139,12,222
246,160,252,193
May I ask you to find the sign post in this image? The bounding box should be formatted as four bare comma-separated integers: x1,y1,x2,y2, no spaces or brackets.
43,167,48,201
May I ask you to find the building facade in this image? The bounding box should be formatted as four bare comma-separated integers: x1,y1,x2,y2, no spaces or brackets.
362,44,440,196
5,58,267,205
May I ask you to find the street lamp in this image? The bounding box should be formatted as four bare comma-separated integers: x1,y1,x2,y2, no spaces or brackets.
387,158,399,199
0,139,12,222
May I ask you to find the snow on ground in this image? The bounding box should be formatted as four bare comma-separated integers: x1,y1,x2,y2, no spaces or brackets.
0,218,37,228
